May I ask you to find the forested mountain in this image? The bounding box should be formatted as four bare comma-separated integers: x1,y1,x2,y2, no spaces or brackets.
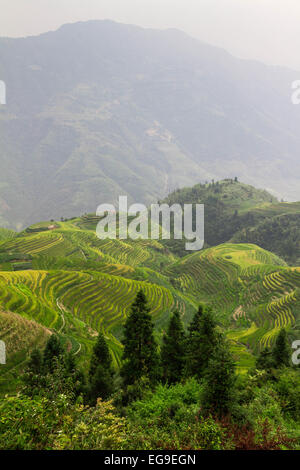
162,179,300,264
1,20,300,229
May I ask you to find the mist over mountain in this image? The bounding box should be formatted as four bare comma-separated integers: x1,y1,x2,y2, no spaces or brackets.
0,20,300,229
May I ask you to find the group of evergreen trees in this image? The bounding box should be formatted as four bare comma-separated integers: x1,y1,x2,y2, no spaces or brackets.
24,290,236,415
160,302,236,416
24,289,294,418
118,291,236,415
23,335,85,400
85,290,237,415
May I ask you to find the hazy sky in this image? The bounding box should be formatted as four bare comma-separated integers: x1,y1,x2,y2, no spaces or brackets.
1,0,300,70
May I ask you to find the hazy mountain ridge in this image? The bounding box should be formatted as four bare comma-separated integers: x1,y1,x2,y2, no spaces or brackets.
1,20,300,229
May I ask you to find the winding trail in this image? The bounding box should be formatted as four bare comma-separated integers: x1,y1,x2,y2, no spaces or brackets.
56,298,66,333
73,342,82,356
56,297,82,356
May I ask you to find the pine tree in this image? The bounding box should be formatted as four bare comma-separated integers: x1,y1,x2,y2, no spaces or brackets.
88,332,114,404
89,365,113,403
256,347,275,370
43,335,64,372
28,348,43,374
202,338,236,417
89,332,112,378
22,348,44,395
23,339,85,401
272,329,290,367
64,352,86,399
186,305,220,380
121,290,159,386
161,310,186,384
64,351,77,374
188,304,204,334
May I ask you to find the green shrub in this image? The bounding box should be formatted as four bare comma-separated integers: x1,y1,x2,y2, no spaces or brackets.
0,394,69,449
240,386,285,433
53,399,126,450
275,369,300,420
124,379,222,450
128,378,201,422
0,394,125,450
125,415,223,450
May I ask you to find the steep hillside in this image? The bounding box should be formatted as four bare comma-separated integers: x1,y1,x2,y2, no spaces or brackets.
167,244,300,369
1,21,300,229
0,309,51,393
232,204,300,265
0,217,192,385
161,179,300,264
0,212,300,384
0,269,177,371
0,228,16,242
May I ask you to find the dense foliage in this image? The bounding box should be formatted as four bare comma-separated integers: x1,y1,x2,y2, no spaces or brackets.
162,180,300,264
0,292,299,450
0,182,300,450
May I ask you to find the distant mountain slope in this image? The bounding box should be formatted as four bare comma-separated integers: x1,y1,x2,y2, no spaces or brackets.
1,20,300,229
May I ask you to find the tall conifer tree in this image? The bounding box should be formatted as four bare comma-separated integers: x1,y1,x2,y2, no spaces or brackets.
88,332,114,404
161,310,186,384
121,290,159,386
202,338,236,417
187,305,220,380
272,328,290,367
43,335,64,372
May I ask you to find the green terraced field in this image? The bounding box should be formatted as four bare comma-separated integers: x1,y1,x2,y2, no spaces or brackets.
0,269,175,369
167,243,300,355
1,217,300,387
0,217,175,271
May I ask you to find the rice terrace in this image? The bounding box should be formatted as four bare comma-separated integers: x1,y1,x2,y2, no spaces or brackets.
1,182,300,391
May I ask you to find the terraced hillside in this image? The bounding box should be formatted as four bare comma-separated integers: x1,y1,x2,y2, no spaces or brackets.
0,269,176,374
0,310,51,392
0,214,300,387
0,216,175,272
167,243,300,370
